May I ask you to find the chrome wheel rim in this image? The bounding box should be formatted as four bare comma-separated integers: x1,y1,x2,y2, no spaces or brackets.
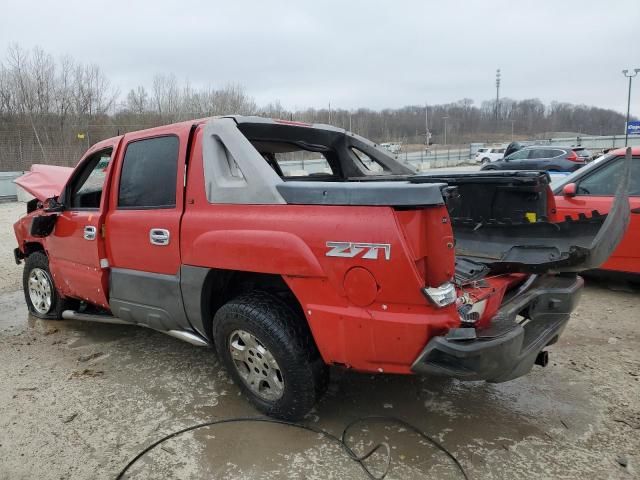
229,329,284,401
28,268,53,314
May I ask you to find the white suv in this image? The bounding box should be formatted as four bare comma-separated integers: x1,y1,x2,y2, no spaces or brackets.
475,147,505,164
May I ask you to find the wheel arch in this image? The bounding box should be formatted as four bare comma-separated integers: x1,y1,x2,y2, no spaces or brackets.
181,266,317,350
23,241,45,256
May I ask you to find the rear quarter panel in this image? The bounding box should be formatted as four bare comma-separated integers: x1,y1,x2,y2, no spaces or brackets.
181,134,459,372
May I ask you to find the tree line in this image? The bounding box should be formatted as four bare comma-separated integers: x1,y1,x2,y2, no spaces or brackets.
0,45,632,169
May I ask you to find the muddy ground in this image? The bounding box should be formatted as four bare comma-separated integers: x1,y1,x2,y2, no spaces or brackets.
0,201,638,480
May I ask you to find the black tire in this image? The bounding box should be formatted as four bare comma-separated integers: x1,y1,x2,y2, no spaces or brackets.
481,157,490,164
482,165,497,170
213,291,328,420
23,251,74,319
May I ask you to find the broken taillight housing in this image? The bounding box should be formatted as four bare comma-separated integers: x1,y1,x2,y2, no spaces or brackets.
422,282,457,307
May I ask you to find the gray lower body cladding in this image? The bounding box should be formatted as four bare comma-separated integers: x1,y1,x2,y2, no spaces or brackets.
109,268,192,332
411,274,583,382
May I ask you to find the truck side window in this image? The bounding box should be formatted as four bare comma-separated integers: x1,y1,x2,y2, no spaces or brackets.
118,136,179,208
578,157,640,196
69,149,112,209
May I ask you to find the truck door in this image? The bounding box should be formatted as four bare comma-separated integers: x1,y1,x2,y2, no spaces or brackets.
46,138,122,309
555,154,640,273
104,124,193,331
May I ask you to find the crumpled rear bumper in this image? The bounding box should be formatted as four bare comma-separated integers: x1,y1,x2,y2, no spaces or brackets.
411,274,583,383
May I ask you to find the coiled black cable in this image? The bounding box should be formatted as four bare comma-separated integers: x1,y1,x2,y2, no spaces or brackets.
115,415,469,480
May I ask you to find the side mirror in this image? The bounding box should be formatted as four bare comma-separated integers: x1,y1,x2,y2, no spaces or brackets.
44,196,64,213
562,183,577,197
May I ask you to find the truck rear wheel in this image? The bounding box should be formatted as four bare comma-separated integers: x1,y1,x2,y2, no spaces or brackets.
23,252,74,319
213,291,327,420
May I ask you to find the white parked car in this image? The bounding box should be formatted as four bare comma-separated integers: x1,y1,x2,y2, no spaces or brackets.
380,142,402,154
475,147,505,164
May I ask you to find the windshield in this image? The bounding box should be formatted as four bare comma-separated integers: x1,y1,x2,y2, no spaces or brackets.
551,154,613,193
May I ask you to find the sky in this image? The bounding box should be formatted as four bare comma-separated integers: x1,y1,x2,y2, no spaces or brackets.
0,0,638,114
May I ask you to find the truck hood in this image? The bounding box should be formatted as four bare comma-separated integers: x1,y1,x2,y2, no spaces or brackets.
14,164,73,201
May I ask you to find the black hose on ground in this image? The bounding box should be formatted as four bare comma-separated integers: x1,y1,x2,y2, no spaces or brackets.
115,415,469,480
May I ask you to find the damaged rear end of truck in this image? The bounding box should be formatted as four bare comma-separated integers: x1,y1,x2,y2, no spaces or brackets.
407,164,630,381
201,117,630,384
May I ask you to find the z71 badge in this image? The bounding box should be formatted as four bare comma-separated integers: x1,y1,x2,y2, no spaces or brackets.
325,241,391,260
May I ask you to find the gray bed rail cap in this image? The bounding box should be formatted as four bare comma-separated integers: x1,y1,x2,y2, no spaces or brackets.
276,181,446,206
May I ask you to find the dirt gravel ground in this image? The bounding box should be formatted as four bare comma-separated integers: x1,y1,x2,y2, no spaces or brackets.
0,201,639,480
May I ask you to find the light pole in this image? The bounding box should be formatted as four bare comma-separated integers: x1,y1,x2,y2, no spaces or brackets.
622,68,639,146
443,116,449,145
425,102,430,146
495,69,501,131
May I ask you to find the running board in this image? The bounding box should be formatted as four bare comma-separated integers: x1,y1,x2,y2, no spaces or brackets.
61,310,211,347
165,330,210,346
62,310,133,325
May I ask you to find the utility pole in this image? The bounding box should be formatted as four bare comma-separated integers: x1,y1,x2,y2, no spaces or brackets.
511,120,514,141
495,69,501,132
328,102,332,124
443,116,449,145
425,102,430,146
622,68,639,146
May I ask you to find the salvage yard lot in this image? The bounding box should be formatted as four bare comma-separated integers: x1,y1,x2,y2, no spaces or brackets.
0,201,638,479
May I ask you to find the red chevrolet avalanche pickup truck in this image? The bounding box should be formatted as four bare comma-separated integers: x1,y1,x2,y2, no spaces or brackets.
13,117,630,419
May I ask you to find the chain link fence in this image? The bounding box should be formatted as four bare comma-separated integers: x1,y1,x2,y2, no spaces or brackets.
0,124,155,171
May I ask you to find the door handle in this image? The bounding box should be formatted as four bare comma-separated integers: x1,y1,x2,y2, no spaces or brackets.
631,207,640,214
149,228,170,246
84,225,97,241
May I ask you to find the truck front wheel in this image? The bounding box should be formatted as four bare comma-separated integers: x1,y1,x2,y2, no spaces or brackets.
23,252,74,319
213,291,327,420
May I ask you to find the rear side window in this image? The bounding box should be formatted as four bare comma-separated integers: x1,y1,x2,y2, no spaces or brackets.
507,149,530,160
578,157,640,196
118,136,179,208
529,148,548,159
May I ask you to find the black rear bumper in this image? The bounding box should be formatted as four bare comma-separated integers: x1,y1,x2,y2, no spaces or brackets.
411,274,583,383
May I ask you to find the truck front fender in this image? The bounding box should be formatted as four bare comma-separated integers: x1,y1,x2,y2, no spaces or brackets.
189,230,325,277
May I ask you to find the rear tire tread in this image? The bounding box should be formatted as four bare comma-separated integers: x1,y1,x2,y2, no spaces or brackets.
213,291,328,420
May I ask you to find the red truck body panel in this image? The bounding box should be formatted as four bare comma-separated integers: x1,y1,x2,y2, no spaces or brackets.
176,126,519,372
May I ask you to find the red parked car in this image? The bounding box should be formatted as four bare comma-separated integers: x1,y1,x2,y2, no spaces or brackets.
12,117,630,419
554,147,640,276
